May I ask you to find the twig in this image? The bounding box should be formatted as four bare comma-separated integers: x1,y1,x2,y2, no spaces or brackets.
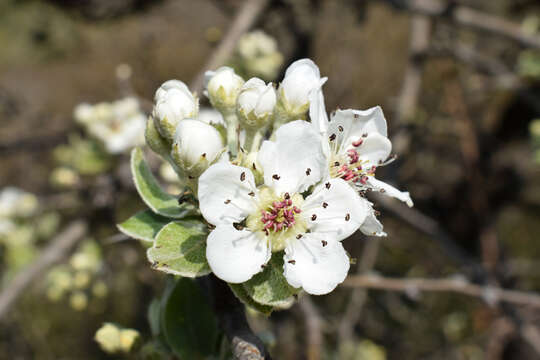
204,275,271,360
189,0,270,93
396,14,432,123
343,274,540,308
338,237,381,342
383,0,540,49
298,296,323,360
0,220,87,321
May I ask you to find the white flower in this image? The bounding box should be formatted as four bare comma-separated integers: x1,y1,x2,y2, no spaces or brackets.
276,59,327,120
324,108,412,207
237,77,276,129
171,119,224,178
0,187,38,219
74,97,146,154
198,121,367,295
198,107,225,126
236,30,284,80
153,80,199,141
205,67,245,111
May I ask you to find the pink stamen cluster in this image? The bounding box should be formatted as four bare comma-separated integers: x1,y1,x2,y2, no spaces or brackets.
261,195,301,233
335,140,377,184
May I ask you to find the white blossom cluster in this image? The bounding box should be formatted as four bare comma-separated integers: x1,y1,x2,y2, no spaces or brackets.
74,97,146,154
148,59,412,295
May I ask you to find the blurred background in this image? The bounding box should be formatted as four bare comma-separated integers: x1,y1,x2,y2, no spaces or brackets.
2,0,540,359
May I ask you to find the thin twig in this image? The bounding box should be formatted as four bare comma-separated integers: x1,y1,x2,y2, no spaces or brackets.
383,0,540,49
298,296,323,360
189,0,270,93
0,220,87,321
338,237,381,342
343,274,540,308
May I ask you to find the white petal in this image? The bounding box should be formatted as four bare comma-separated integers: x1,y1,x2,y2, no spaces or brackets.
358,133,392,168
207,225,270,283
360,203,387,237
198,163,258,225
328,107,388,152
302,178,366,241
258,120,326,194
283,234,349,295
367,177,414,207
308,78,329,135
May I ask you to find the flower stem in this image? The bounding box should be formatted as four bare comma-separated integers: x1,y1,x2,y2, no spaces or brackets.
224,111,239,156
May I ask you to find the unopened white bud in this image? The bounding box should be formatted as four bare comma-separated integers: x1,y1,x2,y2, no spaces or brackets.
153,80,198,141
237,78,276,130
205,67,245,112
276,59,325,121
172,120,224,178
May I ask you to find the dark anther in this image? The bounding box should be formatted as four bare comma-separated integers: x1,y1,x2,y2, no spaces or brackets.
345,213,350,221
288,260,296,265
321,240,328,247
240,172,246,181
306,168,311,175
224,199,231,204
338,125,344,132
272,174,281,180
329,134,336,141
248,191,255,197
311,214,317,221
325,182,331,189
322,202,328,208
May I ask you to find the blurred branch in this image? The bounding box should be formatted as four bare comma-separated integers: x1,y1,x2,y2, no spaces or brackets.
343,274,540,308
298,296,323,360
0,220,87,321
338,237,381,342
395,14,432,124
190,0,270,93
382,0,540,49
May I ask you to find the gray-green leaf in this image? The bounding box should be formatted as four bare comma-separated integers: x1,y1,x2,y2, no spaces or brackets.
241,253,298,308
147,221,211,277
229,283,273,316
160,278,219,359
131,147,195,219
117,209,171,242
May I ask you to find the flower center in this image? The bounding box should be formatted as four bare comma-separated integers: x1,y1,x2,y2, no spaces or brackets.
246,187,306,252
260,195,302,233
329,141,376,185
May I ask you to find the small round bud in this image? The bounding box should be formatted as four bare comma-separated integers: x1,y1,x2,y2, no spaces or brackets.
237,78,276,130
171,119,224,178
276,59,324,121
205,67,245,112
153,80,198,141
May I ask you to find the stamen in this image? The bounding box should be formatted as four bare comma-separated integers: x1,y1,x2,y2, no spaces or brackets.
338,125,344,132
321,240,328,247
240,172,246,181
345,213,350,221
224,199,231,204
306,168,311,176
248,191,255,197
325,182,331,189
288,260,296,265
296,234,303,239
329,134,336,141
311,214,317,221
322,202,328,208
272,174,280,180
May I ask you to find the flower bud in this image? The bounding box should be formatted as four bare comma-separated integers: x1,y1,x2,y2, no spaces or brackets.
237,78,276,130
205,67,245,112
152,80,198,141
145,117,172,159
171,119,224,178
276,59,325,121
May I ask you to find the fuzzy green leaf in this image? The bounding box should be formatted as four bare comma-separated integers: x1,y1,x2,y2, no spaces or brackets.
131,147,195,219
117,209,171,242
147,220,211,277
229,283,273,316
241,253,298,308
160,278,219,359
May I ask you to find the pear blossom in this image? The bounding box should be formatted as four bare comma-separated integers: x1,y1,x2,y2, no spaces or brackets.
171,119,224,179
153,80,199,141
205,67,245,111
275,59,327,124
74,97,146,154
236,30,284,80
198,121,367,295
237,77,276,129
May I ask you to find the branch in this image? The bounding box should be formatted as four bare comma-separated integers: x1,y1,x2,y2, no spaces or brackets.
298,296,323,360
383,0,540,49
0,220,87,321
189,0,270,93
343,274,540,308
206,275,272,360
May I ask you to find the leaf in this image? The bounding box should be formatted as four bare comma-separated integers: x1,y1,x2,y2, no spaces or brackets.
117,209,171,242
241,253,298,308
160,278,219,359
228,283,273,316
131,147,195,219
147,220,211,277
